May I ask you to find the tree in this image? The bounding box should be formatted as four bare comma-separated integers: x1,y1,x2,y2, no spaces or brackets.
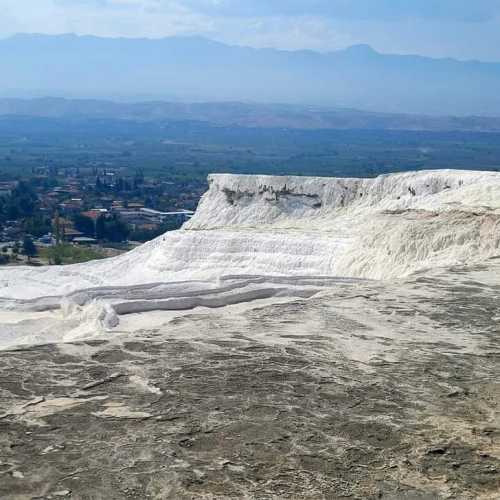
8,181,37,218
95,215,129,242
133,169,144,189
73,214,95,237
95,215,106,240
53,211,62,244
115,177,125,192
22,236,37,262
104,216,130,242
12,242,20,260
24,216,51,238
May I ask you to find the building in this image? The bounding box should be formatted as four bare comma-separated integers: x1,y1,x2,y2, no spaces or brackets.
139,208,194,224
82,209,108,221
111,207,193,231
0,181,18,198
73,237,97,246
59,198,83,215
37,234,56,247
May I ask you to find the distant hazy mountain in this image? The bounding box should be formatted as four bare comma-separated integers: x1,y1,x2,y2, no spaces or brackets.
1,97,500,132
2,34,500,116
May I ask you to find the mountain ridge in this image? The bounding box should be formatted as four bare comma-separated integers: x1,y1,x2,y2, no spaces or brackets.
6,33,500,65
2,33,500,115
2,97,500,132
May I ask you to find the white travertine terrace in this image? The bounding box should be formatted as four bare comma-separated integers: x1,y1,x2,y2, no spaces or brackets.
0,169,499,347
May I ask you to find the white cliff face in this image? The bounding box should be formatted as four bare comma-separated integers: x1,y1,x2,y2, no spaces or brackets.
0,169,499,347
180,170,500,280
186,170,500,229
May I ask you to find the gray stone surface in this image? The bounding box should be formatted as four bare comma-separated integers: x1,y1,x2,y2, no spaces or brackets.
0,263,499,499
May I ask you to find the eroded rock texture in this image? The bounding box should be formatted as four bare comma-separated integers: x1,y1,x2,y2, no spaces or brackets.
0,263,499,499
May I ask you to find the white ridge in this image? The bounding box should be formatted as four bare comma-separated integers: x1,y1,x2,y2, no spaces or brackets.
0,169,498,347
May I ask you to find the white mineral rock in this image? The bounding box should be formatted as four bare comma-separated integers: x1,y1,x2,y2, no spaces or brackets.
0,170,498,347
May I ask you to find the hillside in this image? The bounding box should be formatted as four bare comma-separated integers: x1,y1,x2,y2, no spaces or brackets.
2,97,500,132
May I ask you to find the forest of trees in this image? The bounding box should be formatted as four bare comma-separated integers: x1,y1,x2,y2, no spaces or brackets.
74,213,130,242
0,182,37,221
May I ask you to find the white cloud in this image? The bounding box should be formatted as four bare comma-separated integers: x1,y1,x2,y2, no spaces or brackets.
1,0,500,61
0,0,213,38
181,0,500,23
210,16,353,52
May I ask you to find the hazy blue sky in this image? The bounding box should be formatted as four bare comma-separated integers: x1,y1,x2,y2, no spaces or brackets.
2,0,500,61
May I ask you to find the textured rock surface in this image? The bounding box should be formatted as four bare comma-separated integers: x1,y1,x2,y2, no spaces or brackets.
0,262,499,499
186,170,500,229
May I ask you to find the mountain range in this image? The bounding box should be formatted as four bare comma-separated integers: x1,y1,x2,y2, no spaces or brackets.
1,97,500,133
2,34,500,116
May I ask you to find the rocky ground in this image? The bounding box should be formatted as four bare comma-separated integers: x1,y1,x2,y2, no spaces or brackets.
0,261,499,499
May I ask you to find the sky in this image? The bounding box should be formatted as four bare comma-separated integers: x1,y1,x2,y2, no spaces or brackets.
2,0,500,61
